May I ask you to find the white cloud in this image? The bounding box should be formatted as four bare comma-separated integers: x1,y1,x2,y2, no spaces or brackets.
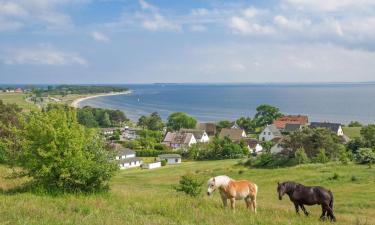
0,2,27,17
282,0,375,12
229,16,273,35
190,24,206,32
1,44,87,66
243,7,258,18
274,15,311,30
90,31,109,42
142,13,181,31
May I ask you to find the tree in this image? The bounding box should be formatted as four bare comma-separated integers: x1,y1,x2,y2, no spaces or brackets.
236,117,255,133
360,125,375,148
100,112,111,127
175,173,203,197
77,108,99,128
295,147,309,164
137,112,164,131
355,148,375,167
216,120,232,132
314,149,329,164
167,112,197,131
348,121,362,127
254,104,283,127
17,107,118,192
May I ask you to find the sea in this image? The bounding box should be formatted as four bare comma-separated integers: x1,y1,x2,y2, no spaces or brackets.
77,83,375,124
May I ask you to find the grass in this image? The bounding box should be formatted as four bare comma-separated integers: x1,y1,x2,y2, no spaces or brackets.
0,161,374,225
0,93,37,110
343,127,362,139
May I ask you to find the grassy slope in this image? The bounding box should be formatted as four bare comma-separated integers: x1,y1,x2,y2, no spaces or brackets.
0,93,37,110
0,161,374,225
343,127,362,139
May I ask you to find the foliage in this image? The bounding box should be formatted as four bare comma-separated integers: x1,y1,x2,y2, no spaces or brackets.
216,120,232,132
295,147,309,164
137,112,164,131
338,144,352,165
167,112,197,131
245,153,297,168
360,125,375,148
236,117,255,133
33,85,128,96
134,150,176,157
16,107,118,192
175,173,203,197
346,138,364,155
355,148,375,165
314,149,329,164
261,141,274,153
77,106,128,128
161,160,167,166
254,104,283,127
348,121,362,127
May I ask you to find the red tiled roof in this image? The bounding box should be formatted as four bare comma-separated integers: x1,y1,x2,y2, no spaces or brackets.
273,115,308,129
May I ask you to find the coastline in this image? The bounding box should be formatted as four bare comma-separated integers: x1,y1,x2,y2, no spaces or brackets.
71,90,132,108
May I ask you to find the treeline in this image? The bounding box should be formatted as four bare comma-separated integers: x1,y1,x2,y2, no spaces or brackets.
32,85,128,96
0,101,118,193
77,106,128,128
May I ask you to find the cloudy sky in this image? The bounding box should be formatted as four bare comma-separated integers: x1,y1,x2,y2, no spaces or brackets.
1,0,375,84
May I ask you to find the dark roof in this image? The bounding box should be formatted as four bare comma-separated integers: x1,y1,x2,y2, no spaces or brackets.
219,128,245,141
180,129,206,139
117,157,142,164
197,123,216,135
117,148,135,156
310,122,341,132
284,123,302,132
158,154,181,159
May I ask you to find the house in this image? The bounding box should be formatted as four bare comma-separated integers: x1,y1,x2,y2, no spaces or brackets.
101,128,117,136
310,122,344,136
219,128,246,142
197,123,217,136
121,127,140,140
283,123,302,133
180,129,209,143
245,138,263,154
270,139,285,154
115,148,142,169
273,115,309,130
230,121,241,129
141,161,161,169
158,154,181,164
162,132,197,149
259,124,282,142
15,88,23,93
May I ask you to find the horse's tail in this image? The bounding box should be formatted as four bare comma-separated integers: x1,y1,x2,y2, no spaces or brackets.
253,183,258,197
328,190,334,210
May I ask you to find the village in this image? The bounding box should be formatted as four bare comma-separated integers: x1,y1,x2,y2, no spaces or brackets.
105,114,349,170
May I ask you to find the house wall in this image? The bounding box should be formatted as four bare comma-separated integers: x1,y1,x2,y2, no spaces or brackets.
119,160,141,169
199,133,210,143
337,126,344,136
142,162,161,169
165,158,181,164
259,127,275,141
188,136,197,146
116,153,136,160
270,144,283,154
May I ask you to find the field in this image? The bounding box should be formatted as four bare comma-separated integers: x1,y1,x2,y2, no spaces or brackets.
343,127,362,139
0,160,374,225
0,93,37,110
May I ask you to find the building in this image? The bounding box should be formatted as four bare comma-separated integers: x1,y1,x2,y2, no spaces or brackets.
310,122,344,136
283,123,303,133
158,154,182,164
245,138,263,154
270,139,285,154
230,121,241,129
141,161,162,169
219,128,246,142
197,123,217,136
180,129,209,143
115,148,142,169
273,115,309,130
259,124,282,142
121,127,140,140
162,132,197,149
101,128,117,136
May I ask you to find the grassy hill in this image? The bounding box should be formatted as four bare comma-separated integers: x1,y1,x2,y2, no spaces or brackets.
1,160,374,225
0,93,37,110
343,127,362,139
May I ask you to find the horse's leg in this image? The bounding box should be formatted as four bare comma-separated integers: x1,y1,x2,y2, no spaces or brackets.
300,204,309,216
293,202,300,214
251,196,257,213
325,204,336,222
320,205,327,221
245,197,251,209
230,198,236,212
220,194,228,208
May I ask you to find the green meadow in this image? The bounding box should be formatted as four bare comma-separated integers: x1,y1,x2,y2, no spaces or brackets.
0,160,374,225
0,93,37,110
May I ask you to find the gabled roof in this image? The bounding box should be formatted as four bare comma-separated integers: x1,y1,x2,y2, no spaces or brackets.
219,128,245,141
264,124,282,136
244,138,259,149
117,157,142,164
159,154,181,159
163,132,195,145
197,123,216,135
180,129,206,140
284,123,302,132
310,122,341,133
273,115,309,129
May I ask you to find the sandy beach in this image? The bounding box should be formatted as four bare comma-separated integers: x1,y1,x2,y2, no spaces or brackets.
71,90,132,108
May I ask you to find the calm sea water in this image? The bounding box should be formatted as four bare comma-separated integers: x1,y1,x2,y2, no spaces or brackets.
78,84,375,124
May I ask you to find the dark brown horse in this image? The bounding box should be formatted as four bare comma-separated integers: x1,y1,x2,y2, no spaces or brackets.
277,181,336,222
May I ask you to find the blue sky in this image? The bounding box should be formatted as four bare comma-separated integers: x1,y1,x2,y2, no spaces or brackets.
1,0,375,84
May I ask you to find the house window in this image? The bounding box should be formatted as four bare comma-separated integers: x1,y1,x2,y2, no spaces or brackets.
268,132,271,135
175,159,178,163
263,132,266,135
262,137,265,141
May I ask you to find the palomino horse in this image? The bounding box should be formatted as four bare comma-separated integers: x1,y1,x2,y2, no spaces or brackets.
207,175,258,212
277,181,336,222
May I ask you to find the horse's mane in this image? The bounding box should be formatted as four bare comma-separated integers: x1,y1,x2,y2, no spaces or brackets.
214,175,232,187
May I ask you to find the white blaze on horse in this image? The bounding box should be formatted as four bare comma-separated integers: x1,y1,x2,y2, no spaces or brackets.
207,175,258,212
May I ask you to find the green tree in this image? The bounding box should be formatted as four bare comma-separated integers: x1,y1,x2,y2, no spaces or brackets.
137,112,164,131
17,107,118,192
175,173,203,197
355,148,375,167
360,125,375,148
216,120,232,132
314,149,329,164
100,112,111,127
254,104,283,127
261,141,274,153
77,108,98,128
236,117,255,133
295,147,309,164
348,121,362,127
167,112,197,131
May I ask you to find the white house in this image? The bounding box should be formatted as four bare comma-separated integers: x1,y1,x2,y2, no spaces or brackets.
158,154,181,164
101,128,117,136
116,148,142,169
141,161,161,169
259,124,282,142
162,132,197,149
245,138,263,154
180,129,209,143
310,122,344,136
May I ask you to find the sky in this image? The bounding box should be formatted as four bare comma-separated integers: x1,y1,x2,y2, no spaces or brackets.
0,0,375,84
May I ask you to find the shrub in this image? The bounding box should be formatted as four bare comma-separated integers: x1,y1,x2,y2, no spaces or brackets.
295,147,309,164
245,153,297,168
314,149,329,164
329,173,340,180
355,148,375,166
175,173,203,197
351,175,358,182
339,146,352,165
161,160,167,166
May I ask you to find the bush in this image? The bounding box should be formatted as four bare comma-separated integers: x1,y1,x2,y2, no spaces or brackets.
245,153,297,168
355,148,375,166
161,160,167,166
314,149,329,164
135,150,176,157
295,147,309,164
175,173,203,197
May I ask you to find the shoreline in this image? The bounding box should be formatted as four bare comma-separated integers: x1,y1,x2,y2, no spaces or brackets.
71,90,132,108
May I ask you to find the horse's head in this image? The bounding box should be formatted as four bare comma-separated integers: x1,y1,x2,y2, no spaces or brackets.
207,177,216,196
277,182,286,200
